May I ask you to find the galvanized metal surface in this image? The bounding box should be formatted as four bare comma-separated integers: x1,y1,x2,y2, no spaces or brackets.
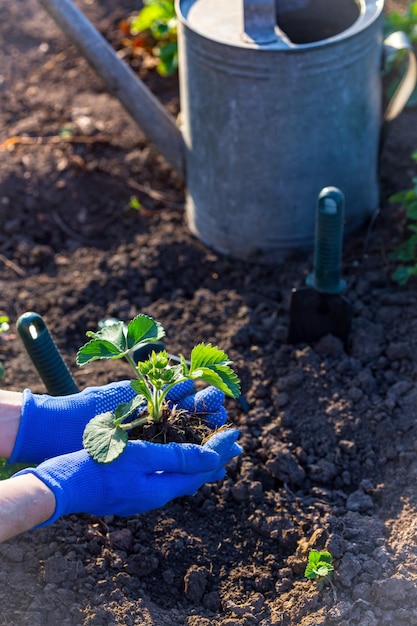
178,0,416,262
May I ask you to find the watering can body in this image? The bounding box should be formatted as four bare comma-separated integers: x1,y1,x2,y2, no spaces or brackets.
177,0,416,261
37,0,416,262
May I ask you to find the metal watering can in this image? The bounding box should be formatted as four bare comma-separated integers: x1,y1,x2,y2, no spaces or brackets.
38,0,416,262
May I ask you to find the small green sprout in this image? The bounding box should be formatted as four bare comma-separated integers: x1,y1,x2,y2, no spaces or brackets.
77,314,240,463
128,196,142,211
304,550,334,583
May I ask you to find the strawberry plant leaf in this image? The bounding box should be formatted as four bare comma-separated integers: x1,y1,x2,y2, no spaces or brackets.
304,550,334,580
317,551,333,564
114,395,147,422
189,343,241,398
76,322,127,365
316,564,333,577
131,378,153,402
83,412,128,463
126,314,166,350
304,563,318,579
191,365,241,398
307,549,321,566
190,342,230,368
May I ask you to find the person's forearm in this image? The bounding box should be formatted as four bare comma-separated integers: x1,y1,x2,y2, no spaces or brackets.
0,473,55,541
0,390,22,459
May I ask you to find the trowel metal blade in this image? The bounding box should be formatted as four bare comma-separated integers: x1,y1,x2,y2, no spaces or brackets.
288,287,352,345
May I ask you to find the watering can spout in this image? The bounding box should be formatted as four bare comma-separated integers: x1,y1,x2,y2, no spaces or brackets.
37,0,186,180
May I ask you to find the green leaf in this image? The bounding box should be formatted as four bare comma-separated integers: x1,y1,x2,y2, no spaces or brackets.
76,322,127,365
131,5,168,33
156,41,178,76
189,343,241,398
389,190,414,204
406,200,417,219
392,240,417,262
307,549,322,566
179,353,190,376
83,412,128,463
304,550,334,580
114,395,147,423
130,0,176,35
190,342,229,368
191,365,241,398
316,551,333,564
304,563,318,579
131,378,153,403
392,265,417,285
76,315,166,366
126,314,166,350
316,565,333,577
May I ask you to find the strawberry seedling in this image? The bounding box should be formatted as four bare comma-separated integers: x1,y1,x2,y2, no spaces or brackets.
77,314,240,463
304,550,334,587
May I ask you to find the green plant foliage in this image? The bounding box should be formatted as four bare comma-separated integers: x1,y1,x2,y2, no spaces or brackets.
187,343,241,398
83,412,129,464
384,2,417,107
77,315,241,463
304,550,334,581
130,0,178,76
128,196,142,211
389,151,417,284
76,314,166,365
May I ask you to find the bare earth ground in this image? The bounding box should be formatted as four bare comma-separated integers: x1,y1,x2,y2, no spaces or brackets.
1,0,417,624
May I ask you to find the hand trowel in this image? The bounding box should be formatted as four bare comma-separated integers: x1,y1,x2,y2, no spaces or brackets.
288,187,352,346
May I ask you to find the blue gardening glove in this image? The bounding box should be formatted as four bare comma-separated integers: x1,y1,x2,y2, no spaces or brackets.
10,380,229,465
168,382,227,429
12,429,241,526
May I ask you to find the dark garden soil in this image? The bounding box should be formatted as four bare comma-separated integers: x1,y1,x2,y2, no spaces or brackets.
1,0,417,624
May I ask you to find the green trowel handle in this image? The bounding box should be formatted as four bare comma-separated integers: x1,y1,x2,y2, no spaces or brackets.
16,312,79,396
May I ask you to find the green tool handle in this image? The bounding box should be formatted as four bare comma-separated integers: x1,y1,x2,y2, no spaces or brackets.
306,186,346,294
16,312,79,396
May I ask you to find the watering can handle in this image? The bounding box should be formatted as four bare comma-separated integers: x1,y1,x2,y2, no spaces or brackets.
383,31,417,122
242,0,292,47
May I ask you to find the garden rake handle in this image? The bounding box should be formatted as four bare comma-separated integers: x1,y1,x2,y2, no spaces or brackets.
16,312,79,396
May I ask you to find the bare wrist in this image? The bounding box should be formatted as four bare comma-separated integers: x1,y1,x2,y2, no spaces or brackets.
0,473,56,542
0,390,23,458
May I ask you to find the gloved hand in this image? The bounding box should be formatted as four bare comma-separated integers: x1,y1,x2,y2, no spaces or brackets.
9,380,228,464
170,385,227,429
12,429,241,526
